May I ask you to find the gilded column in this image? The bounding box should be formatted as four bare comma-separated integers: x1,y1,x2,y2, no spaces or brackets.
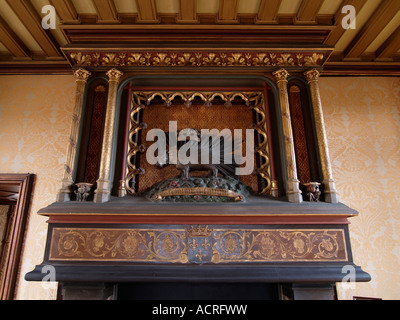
304,69,339,203
56,68,91,202
94,68,124,203
272,69,302,203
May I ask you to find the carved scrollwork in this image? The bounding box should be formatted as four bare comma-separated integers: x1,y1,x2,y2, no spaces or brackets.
50,228,347,263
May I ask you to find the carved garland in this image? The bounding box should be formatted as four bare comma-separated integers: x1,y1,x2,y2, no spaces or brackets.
125,90,272,195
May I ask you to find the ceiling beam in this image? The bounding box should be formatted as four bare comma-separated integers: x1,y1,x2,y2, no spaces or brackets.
376,25,400,60
49,0,79,24
295,0,324,24
92,0,119,23
256,0,282,24
177,0,198,23
345,0,400,59
0,16,30,58
324,0,367,47
5,0,61,57
135,0,158,23
218,0,239,23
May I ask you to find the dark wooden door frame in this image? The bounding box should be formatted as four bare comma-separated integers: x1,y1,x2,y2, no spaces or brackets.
0,174,34,300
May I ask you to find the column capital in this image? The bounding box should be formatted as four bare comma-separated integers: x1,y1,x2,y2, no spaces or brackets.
73,68,91,82
273,68,290,83
106,68,124,82
304,69,320,83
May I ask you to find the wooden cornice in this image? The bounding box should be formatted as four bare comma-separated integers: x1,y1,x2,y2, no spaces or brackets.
0,60,72,75
59,24,333,45
5,0,61,58
323,61,400,76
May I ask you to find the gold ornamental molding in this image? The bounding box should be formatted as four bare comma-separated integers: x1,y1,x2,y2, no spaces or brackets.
49,226,348,264
62,47,334,71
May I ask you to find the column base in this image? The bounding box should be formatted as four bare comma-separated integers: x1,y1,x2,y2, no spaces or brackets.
93,179,111,203
56,179,74,202
323,179,339,204
287,179,303,203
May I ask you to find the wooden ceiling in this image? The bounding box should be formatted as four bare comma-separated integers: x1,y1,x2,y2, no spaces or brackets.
0,0,399,75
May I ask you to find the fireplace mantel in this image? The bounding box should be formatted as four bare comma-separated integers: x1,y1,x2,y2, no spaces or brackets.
26,40,370,299
26,197,370,297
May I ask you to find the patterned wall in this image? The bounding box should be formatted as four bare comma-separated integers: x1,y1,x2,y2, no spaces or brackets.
0,75,75,299
0,75,398,300
320,77,400,300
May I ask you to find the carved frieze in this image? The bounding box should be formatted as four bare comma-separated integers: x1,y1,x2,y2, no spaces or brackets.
64,50,330,69
49,226,348,263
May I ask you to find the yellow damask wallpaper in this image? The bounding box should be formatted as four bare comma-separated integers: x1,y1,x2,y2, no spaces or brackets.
0,75,398,300
0,75,75,299
320,77,400,300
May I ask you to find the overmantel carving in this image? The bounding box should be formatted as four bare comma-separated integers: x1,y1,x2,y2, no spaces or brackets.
63,47,333,70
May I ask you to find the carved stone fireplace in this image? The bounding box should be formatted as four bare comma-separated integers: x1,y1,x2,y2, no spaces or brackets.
25,35,370,300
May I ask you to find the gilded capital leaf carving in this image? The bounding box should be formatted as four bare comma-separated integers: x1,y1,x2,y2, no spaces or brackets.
73,68,91,81
273,68,290,82
304,69,320,82
106,68,124,82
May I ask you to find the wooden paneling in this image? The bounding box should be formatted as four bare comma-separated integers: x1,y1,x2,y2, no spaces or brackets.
49,0,79,24
345,0,400,59
92,0,119,23
296,0,325,24
218,0,239,23
5,0,61,57
256,0,282,24
1,0,400,75
135,0,158,23
0,16,30,58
